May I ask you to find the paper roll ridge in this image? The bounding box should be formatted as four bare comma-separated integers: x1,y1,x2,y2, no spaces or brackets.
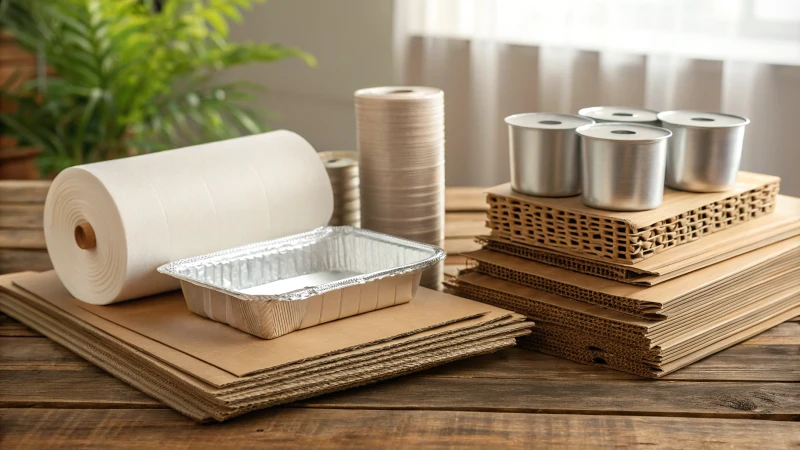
44,130,333,305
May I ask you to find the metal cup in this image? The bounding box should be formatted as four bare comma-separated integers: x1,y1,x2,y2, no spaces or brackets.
578,106,661,125
657,110,750,192
577,122,672,211
505,113,594,197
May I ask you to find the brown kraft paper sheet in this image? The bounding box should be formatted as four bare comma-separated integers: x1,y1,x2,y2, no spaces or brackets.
14,271,518,378
451,270,800,347
464,236,800,318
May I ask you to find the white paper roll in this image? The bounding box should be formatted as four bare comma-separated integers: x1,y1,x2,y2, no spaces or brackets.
44,130,333,305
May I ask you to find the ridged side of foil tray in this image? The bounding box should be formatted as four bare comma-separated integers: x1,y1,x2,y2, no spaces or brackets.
157,226,445,339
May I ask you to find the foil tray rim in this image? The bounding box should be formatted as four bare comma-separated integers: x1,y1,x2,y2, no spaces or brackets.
157,226,445,302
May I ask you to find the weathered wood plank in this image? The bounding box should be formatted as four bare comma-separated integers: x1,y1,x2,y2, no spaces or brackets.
3,408,799,449
0,312,40,337
3,364,798,419
739,321,799,346
0,367,163,408
0,204,44,229
423,339,800,382
0,248,52,274
0,228,46,249
0,180,51,203
445,187,487,212
299,377,800,420
1,337,91,368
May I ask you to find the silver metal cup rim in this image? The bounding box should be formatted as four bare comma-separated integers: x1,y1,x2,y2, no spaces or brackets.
504,112,594,130
657,110,750,129
576,122,673,143
578,106,660,121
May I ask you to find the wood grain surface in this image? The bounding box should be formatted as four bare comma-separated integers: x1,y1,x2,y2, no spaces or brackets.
0,180,51,203
0,249,52,274
1,187,798,449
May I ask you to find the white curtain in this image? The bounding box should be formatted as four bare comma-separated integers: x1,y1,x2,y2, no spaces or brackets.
395,0,800,196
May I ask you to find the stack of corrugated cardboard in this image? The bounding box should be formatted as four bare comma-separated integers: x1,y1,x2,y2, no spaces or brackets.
0,271,531,422
449,172,800,377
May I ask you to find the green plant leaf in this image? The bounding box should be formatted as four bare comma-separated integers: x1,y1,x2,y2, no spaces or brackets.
202,9,229,36
1,0,313,175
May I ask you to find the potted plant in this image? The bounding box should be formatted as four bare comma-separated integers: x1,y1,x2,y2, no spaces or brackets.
0,0,314,179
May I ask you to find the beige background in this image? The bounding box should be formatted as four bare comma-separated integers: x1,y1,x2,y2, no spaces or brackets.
227,0,800,196
224,0,395,152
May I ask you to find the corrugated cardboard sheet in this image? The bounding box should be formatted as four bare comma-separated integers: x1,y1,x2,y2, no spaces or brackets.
464,236,800,319
519,296,800,378
486,171,780,264
451,270,799,347
0,271,532,422
449,272,799,377
478,194,800,285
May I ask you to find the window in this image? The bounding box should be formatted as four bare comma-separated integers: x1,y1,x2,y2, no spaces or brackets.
401,0,800,65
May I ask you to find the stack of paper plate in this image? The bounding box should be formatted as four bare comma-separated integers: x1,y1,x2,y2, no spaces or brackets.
355,86,445,288
319,151,360,227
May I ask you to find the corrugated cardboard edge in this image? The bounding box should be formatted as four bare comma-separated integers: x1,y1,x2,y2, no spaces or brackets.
520,305,800,378
486,172,781,264
523,288,800,365
13,270,519,379
3,277,522,391
447,272,651,346
1,291,531,422
478,194,800,277
2,285,530,403
485,172,781,230
465,241,800,318
449,270,800,346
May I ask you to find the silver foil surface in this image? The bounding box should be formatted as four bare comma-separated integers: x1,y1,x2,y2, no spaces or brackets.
158,226,446,339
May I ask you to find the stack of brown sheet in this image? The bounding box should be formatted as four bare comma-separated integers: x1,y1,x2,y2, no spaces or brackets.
0,271,531,422
449,180,800,378
478,194,800,285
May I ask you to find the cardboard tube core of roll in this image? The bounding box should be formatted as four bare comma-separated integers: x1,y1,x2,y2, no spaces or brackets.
74,222,96,250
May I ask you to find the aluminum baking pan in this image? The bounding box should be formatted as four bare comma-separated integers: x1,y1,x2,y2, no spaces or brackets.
158,226,446,339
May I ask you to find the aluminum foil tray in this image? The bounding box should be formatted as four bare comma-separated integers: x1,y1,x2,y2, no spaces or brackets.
158,226,446,339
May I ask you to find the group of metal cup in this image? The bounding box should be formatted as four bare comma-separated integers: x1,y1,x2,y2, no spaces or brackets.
506,106,750,211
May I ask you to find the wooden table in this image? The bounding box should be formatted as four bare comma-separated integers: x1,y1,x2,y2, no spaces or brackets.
2,188,799,448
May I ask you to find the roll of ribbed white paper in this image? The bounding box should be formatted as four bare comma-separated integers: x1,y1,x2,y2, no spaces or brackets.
44,130,333,305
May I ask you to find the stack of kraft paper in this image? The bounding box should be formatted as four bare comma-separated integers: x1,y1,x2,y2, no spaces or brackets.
0,271,531,422
448,172,800,378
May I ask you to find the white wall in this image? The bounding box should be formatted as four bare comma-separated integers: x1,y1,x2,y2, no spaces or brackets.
225,0,395,152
